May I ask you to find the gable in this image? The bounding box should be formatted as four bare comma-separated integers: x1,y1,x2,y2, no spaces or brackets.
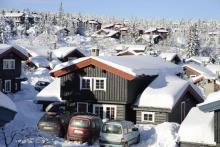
51,58,135,80
0,47,28,60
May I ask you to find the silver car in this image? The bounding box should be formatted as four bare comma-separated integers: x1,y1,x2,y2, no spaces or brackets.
99,120,140,147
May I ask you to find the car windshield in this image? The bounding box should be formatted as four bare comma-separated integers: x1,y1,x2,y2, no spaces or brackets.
102,124,122,134
70,119,89,128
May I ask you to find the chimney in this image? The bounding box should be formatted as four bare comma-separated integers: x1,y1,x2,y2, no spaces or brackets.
91,47,99,56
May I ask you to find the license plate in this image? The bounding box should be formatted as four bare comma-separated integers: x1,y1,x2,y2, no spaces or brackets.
44,127,54,130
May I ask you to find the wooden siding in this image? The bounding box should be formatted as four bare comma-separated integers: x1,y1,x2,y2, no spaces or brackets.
61,65,128,103
180,142,215,147
0,53,22,78
169,92,199,124
135,108,169,125
215,110,220,144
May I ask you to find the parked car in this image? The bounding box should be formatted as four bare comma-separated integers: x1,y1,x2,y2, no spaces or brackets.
37,113,66,137
45,101,67,115
67,114,103,145
34,81,50,91
99,120,140,147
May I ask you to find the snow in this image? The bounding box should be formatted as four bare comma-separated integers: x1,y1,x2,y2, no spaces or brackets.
92,29,119,38
185,56,210,65
115,44,146,52
0,44,29,57
133,123,179,147
52,55,183,77
35,78,62,102
206,64,220,75
178,107,215,145
30,56,49,68
49,59,62,69
183,63,216,79
159,52,179,61
4,12,24,17
0,92,16,112
134,74,202,109
198,90,220,112
53,46,85,59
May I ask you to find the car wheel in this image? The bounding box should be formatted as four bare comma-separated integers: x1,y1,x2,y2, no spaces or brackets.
124,142,129,147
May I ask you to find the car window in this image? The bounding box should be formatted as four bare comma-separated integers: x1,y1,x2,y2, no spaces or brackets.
102,124,122,134
70,119,89,128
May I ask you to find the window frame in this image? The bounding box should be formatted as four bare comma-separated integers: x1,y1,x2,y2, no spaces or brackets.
93,104,117,120
3,59,15,70
141,112,155,123
77,102,88,113
94,77,106,91
4,80,11,93
80,77,92,90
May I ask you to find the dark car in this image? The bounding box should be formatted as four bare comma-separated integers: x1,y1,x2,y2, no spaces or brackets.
37,113,65,137
45,101,67,115
67,114,103,145
34,81,50,91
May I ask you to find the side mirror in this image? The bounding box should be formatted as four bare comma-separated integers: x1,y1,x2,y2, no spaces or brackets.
132,127,138,131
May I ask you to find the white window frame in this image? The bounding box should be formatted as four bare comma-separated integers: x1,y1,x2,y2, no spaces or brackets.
3,59,15,70
94,77,106,91
141,112,155,123
77,102,88,113
4,80,11,93
80,77,92,90
93,104,117,120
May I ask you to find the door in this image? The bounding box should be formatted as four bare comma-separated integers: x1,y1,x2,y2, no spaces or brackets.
77,102,88,113
181,101,186,122
4,80,11,93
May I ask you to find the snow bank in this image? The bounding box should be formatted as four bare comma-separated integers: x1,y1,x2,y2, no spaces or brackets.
178,107,215,145
0,92,16,111
35,78,61,102
133,122,179,147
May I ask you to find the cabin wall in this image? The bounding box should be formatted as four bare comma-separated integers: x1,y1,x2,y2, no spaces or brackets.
215,110,220,144
180,142,215,147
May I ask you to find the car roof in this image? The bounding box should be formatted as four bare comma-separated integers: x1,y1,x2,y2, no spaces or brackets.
105,120,133,126
72,115,98,120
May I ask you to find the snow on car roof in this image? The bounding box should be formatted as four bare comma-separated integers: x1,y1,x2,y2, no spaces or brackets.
134,74,203,109
35,78,61,102
0,92,16,112
52,55,183,77
178,107,215,145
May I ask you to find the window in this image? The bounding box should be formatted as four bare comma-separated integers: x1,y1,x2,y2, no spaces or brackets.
3,59,15,69
80,77,92,90
80,77,106,91
94,78,106,91
4,80,11,92
77,102,88,113
93,104,116,120
141,112,155,123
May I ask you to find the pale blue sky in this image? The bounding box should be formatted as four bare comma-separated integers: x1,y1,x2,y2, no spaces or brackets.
1,0,220,20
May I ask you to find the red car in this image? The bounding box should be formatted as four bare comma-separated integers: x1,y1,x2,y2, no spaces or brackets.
67,114,103,145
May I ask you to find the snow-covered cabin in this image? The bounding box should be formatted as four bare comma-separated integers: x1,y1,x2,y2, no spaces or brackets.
53,47,86,62
115,44,146,53
0,92,17,127
185,56,210,65
4,12,25,26
50,55,183,122
84,19,102,32
92,29,121,39
34,78,61,110
159,52,181,64
183,63,217,96
0,44,29,93
133,74,204,124
178,107,215,147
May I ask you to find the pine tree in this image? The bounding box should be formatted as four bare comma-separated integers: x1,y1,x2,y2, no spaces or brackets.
58,2,64,26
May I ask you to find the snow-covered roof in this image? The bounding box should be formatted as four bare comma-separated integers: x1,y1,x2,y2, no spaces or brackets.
30,56,49,68
159,52,179,61
4,12,24,17
134,74,203,109
157,29,168,33
102,24,114,29
198,90,220,112
178,107,215,145
49,59,62,70
92,29,119,38
52,55,183,78
0,44,29,58
35,78,62,102
183,63,216,79
116,49,140,56
206,64,220,75
53,47,85,59
0,92,16,112
115,44,146,52
145,28,157,33
185,56,210,65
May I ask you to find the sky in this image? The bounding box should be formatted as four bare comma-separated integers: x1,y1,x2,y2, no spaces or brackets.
1,0,220,20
